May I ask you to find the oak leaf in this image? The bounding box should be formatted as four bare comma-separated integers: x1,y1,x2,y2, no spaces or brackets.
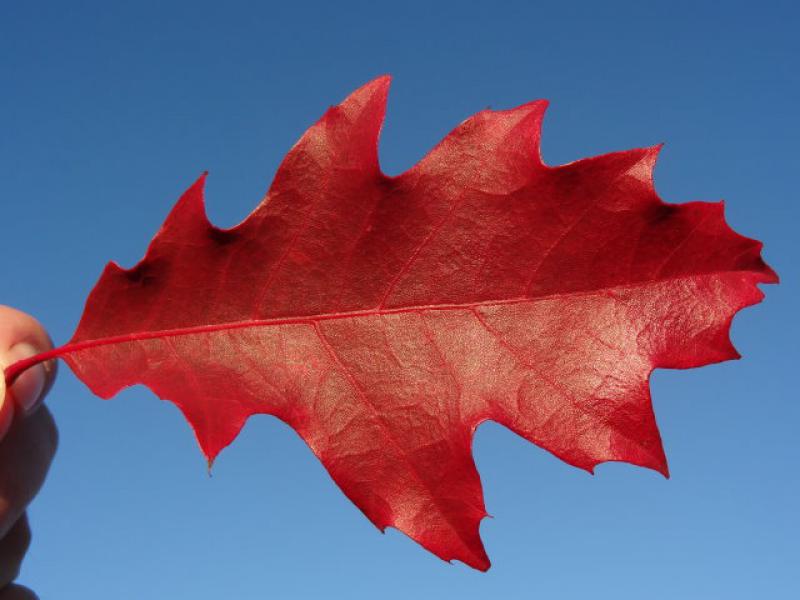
6,76,777,570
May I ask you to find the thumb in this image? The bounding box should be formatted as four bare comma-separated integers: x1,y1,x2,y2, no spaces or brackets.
0,307,56,438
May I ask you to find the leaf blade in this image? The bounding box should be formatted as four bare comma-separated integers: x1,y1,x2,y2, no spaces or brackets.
46,77,776,569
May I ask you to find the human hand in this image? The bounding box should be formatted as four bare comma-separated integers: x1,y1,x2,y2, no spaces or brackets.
0,307,59,599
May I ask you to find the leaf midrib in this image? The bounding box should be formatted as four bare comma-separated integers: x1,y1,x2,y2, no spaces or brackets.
60,269,761,357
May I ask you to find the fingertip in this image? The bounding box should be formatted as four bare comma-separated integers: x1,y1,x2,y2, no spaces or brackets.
0,307,56,417
2,345,48,416
0,308,52,353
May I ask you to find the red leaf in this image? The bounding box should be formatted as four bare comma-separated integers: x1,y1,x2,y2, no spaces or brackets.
6,76,777,570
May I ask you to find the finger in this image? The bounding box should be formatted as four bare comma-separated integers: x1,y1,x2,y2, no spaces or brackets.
0,306,57,432
0,584,37,600
0,514,31,589
0,407,57,539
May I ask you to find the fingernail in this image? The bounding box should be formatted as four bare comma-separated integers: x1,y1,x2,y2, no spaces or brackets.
4,342,47,413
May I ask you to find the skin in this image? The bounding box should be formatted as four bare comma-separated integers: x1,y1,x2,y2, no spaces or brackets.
0,306,59,599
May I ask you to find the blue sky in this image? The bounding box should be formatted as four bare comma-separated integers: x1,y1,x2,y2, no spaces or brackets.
1,1,798,598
